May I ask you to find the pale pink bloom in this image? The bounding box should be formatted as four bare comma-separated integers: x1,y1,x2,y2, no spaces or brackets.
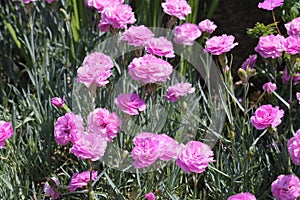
121,25,154,47
262,82,277,93
23,0,36,3
77,52,114,88
161,0,191,20
228,192,256,200
271,174,300,200
101,4,136,30
115,93,146,115
198,19,217,34
145,37,175,58
0,121,13,148
145,192,156,200
288,129,300,165
285,36,300,55
54,112,83,145
51,96,65,108
69,170,97,192
85,0,124,12
255,34,286,58
282,68,300,85
204,34,238,55
158,134,180,161
176,141,214,173
250,104,284,130
128,54,173,83
164,82,195,102
241,54,257,70
44,177,60,199
297,93,300,103
70,131,107,161
98,20,111,33
173,23,201,45
285,17,300,36
87,108,122,142
258,0,284,10
45,0,55,3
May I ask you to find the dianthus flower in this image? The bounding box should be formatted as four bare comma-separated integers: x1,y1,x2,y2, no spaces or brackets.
51,96,65,108
145,37,175,58
282,68,300,85
297,93,300,103
198,19,217,34
115,93,146,115
0,121,13,149
121,25,154,47
258,0,284,10
164,82,195,102
285,36,300,55
44,177,60,199
241,54,257,70
228,192,256,200
145,192,156,200
69,170,98,192
23,0,36,3
85,0,124,12
161,0,191,20
288,129,300,165
262,82,277,93
271,174,300,200
285,17,300,36
173,23,201,45
204,34,238,55
254,34,285,58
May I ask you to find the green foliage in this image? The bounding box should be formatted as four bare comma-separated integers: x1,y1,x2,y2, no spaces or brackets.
247,22,277,38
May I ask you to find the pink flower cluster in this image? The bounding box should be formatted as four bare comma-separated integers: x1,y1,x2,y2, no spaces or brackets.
285,17,300,36
174,23,202,45
161,0,192,20
258,0,284,10
85,0,124,12
288,129,300,165
164,82,195,102
227,192,256,200
262,82,277,93
0,120,13,148
254,34,286,58
271,174,300,200
69,170,98,192
205,34,238,55
115,93,146,115
44,177,60,199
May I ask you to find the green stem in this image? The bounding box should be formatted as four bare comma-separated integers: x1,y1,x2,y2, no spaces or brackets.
272,10,281,35
88,160,94,200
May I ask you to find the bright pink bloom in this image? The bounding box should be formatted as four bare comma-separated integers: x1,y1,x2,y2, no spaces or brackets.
161,0,191,20
0,121,13,148
173,23,201,45
198,19,217,34
87,108,122,142
128,54,173,83
77,52,114,88
85,0,124,12
297,93,300,103
205,34,238,55
115,93,146,115
176,141,214,173
250,104,284,130
258,0,284,10
69,170,97,192
54,112,83,145
285,36,300,55
101,4,136,30
164,82,195,102
282,68,300,85
44,177,60,199
262,82,277,93
288,129,300,165
23,0,36,3
145,37,175,58
254,34,285,58
228,192,256,200
285,17,300,36
51,96,65,108
271,174,300,200
121,25,154,47
145,192,156,200
241,54,257,70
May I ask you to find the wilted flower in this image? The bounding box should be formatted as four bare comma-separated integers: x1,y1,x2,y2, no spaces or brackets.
285,36,300,55
0,121,13,149
164,82,195,102
161,0,191,20
288,129,300,165
145,192,156,200
285,17,300,36
241,54,257,70
128,54,173,83
228,192,256,200
262,82,277,93
271,174,300,200
204,34,238,55
44,177,60,199
254,34,285,58
173,23,201,45
176,141,214,173
145,37,175,58
198,19,217,34
121,25,154,47
69,170,98,192
258,0,284,10
51,96,65,108
85,0,124,12
282,68,300,85
115,93,146,115
250,104,284,130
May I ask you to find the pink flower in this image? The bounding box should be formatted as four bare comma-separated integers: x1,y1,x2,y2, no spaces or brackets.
254,34,286,58
262,82,277,93
158,134,180,161
54,112,83,145
176,141,214,173
198,19,217,34
121,25,154,47
77,52,114,88
0,121,13,148
128,54,173,83
85,0,124,12
173,23,201,45
23,0,36,3
145,37,175,58
271,174,300,200
258,0,284,10
101,4,136,30
44,177,60,199
115,93,146,115
164,82,195,102
285,36,300,55
204,34,238,55
297,92,300,103
241,54,257,70
285,17,300,36
69,170,97,192
228,192,256,200
250,104,284,130
161,0,191,20
87,108,122,142
98,20,111,33
288,129,300,165
145,192,156,200
45,0,55,3
51,96,65,108
282,68,300,85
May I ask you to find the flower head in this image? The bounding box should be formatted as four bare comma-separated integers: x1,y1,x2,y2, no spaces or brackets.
254,34,285,58
258,0,284,10
285,17,300,36
145,192,156,200
250,104,284,130
282,67,300,85
173,23,201,45
297,92,300,104
145,37,175,58
69,170,98,192
288,129,300,165
271,174,300,200
285,36,300,55
161,0,191,20
44,177,60,199
121,25,154,47
115,93,146,115
241,54,257,70
228,192,256,200
51,96,65,108
204,34,238,55
198,19,217,34
262,82,277,93
0,121,13,148
85,0,124,12
164,82,195,102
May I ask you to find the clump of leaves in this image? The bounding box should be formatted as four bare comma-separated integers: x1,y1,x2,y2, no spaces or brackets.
247,22,277,38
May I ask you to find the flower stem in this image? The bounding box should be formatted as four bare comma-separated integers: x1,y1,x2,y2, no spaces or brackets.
272,10,281,35
88,160,94,200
